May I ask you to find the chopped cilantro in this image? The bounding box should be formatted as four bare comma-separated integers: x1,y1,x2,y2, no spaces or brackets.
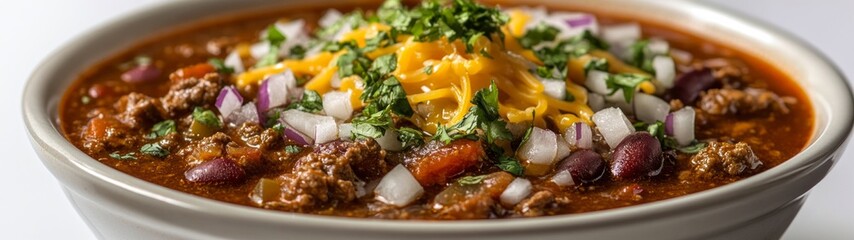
140,143,169,158
336,45,371,78
457,175,488,185
285,145,302,154
316,11,369,40
423,65,434,75
265,109,283,128
518,23,559,48
192,107,221,128
145,120,176,139
377,0,509,53
497,155,524,176
208,58,234,74
255,25,288,68
633,121,707,154
288,45,307,59
109,151,137,160
606,73,650,103
532,30,609,80
664,139,707,154
287,90,323,113
363,32,395,52
370,54,397,76
628,40,656,74
584,58,609,76
350,105,395,139
265,24,287,46
397,127,425,150
480,49,493,59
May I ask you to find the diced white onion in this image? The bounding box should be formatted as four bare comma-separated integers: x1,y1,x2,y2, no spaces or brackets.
605,89,634,114
518,127,558,165
653,56,676,89
375,164,424,207
585,70,610,95
223,51,245,74
601,23,641,45
647,38,670,55
281,109,323,142
564,122,593,149
338,123,353,140
669,107,696,146
250,42,269,60
322,91,353,120
555,137,571,161
541,80,566,100
592,107,635,148
376,129,403,152
587,92,606,111
551,170,575,187
275,19,309,56
314,116,338,144
633,93,671,124
319,9,343,28
500,178,532,206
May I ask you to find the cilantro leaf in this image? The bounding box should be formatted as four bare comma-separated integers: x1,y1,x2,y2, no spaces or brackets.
140,143,169,158
423,65,434,75
288,45,307,60
583,58,609,76
109,151,137,160
471,81,500,121
265,25,287,47
255,25,288,68
285,145,302,154
351,105,395,139
397,127,425,150
457,175,488,185
287,90,323,113
192,107,221,128
606,73,650,103
628,40,656,74
497,155,524,176
208,58,234,74
518,23,559,48
145,120,176,139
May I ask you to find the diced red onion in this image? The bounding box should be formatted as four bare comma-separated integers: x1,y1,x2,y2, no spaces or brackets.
375,164,424,207
545,12,599,40
564,122,593,149
592,107,635,148
551,170,575,187
337,123,353,140
541,80,566,100
666,107,696,146
225,103,260,127
500,178,532,206
653,56,676,89
215,86,243,118
517,127,558,165
280,109,338,145
633,93,670,124
257,70,296,112
585,70,610,95
601,23,641,46
282,123,313,146
184,158,245,183
224,51,245,74
120,65,160,83
376,129,403,152
322,91,353,120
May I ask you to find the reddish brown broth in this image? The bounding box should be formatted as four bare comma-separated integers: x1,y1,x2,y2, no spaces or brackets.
59,1,813,218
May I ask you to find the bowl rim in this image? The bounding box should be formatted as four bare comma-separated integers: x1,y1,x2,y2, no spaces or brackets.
21,0,854,234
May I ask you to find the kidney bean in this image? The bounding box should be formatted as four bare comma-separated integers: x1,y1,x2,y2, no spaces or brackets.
184,158,245,183
555,149,607,184
610,132,663,180
670,68,719,104
121,65,161,83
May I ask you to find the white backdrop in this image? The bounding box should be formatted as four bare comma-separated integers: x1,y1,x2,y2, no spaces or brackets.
1,0,852,239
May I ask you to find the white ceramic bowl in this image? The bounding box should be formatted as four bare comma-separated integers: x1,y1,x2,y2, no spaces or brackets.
22,0,854,239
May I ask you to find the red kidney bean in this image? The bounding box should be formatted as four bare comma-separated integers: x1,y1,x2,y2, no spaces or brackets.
87,83,113,98
121,65,161,83
184,158,245,183
669,68,719,104
556,149,606,184
610,132,663,180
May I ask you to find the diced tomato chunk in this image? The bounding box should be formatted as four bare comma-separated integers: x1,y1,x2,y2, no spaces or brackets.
170,63,215,82
408,140,485,186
